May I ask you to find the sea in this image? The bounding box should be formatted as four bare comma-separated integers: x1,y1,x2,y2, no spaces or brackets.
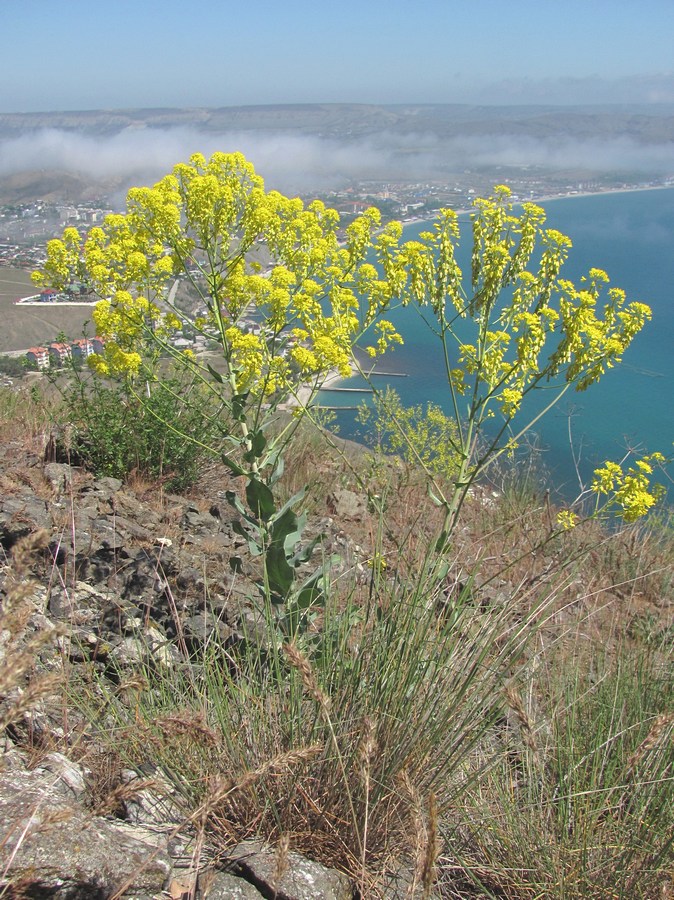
321,187,674,504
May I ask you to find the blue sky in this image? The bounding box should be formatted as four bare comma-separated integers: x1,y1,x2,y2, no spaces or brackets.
2,0,674,113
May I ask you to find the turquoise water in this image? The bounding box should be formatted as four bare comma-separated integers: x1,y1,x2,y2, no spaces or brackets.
323,188,674,502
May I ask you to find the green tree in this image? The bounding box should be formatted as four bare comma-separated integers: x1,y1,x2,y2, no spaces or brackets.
0,355,26,378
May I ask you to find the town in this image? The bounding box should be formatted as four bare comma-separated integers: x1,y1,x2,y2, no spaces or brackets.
1,167,672,376
3,167,673,272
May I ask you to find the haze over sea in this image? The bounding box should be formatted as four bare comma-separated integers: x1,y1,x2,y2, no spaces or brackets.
325,187,674,503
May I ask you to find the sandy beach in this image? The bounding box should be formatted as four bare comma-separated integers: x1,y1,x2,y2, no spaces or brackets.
283,365,355,411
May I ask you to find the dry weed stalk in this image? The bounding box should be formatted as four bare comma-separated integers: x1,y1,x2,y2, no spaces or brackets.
0,530,62,736
272,832,291,894
420,792,438,900
624,712,674,778
283,641,364,860
90,777,159,817
106,744,323,900
195,745,324,824
503,682,541,772
283,641,331,712
358,716,377,896
398,770,439,899
610,711,674,820
154,711,221,747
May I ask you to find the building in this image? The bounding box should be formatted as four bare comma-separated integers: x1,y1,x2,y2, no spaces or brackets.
47,343,72,367
25,347,50,370
69,338,94,361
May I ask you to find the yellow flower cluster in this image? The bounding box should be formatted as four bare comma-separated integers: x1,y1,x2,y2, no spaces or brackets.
89,292,164,376
369,185,652,424
556,509,579,531
34,152,402,391
592,453,666,522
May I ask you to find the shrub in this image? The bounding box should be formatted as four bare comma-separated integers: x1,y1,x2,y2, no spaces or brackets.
61,367,219,491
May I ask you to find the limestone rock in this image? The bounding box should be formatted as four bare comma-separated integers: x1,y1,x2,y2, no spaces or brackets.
328,488,367,521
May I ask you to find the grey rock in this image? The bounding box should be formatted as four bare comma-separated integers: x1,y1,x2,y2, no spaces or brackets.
0,759,171,898
35,751,88,801
183,612,235,648
107,625,180,669
44,462,74,493
328,489,367,521
144,624,181,668
202,870,265,898
227,840,352,900
109,635,146,667
182,505,220,535
109,513,156,542
0,493,51,546
49,581,109,624
90,475,124,496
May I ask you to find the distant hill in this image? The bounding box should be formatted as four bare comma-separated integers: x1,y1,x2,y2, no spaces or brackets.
0,170,127,205
2,102,674,142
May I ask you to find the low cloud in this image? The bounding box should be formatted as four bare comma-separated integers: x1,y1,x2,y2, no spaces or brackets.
0,125,672,198
0,127,394,194
445,134,674,174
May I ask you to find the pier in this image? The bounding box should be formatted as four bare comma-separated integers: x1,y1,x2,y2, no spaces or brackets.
320,386,373,393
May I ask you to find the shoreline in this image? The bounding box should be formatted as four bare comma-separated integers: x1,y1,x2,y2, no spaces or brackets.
398,182,674,230
284,365,355,411
531,182,674,207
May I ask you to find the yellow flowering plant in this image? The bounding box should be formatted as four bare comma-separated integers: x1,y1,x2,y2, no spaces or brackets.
34,166,666,611
591,452,666,522
33,152,402,625
368,185,663,544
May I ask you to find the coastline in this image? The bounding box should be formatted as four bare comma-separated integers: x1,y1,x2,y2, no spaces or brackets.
284,365,354,411
398,182,674,230
532,182,674,206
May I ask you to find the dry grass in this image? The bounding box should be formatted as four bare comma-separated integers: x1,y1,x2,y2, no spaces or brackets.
0,382,56,457
0,384,672,897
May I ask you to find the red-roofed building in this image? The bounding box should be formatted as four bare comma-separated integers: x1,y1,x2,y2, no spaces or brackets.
70,338,94,361
25,347,49,370
48,343,72,366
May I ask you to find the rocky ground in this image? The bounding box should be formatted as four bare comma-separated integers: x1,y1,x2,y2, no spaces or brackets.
1,422,671,899
0,430,382,898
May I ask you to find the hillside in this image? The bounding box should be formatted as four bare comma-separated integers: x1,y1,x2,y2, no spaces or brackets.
0,268,95,353
2,102,674,141
2,102,673,206
0,378,672,898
